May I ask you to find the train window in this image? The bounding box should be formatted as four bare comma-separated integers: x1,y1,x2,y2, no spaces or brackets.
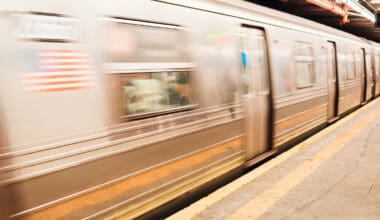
295,43,315,88
103,19,187,63
102,18,195,119
120,71,192,116
346,50,356,80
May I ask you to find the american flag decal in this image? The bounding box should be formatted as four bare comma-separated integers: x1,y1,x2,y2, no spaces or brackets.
22,50,95,92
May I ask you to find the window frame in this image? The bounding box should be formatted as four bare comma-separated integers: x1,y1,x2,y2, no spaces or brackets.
294,42,316,89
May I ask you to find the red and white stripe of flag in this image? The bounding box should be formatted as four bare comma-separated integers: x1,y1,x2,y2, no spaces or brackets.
22,50,95,92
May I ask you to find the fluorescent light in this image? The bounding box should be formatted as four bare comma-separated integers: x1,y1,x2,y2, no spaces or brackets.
346,1,363,12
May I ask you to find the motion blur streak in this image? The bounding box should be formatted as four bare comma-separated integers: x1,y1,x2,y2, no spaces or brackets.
0,0,380,219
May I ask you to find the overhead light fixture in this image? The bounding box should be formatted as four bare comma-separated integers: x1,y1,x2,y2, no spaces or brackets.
376,10,380,26
337,0,376,23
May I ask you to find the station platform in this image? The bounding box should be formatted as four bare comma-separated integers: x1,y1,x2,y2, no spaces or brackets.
169,99,380,220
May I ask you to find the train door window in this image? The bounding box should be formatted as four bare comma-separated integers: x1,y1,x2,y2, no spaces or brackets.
295,43,315,88
102,18,195,119
346,50,356,80
239,31,269,95
255,37,269,93
375,53,380,77
240,34,251,95
366,53,373,80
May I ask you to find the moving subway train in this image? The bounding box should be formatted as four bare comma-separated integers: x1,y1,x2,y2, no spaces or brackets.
1,0,380,219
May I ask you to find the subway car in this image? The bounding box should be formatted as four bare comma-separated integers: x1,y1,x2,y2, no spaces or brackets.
0,0,379,219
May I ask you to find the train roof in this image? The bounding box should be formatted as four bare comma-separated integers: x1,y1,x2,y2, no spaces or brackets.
160,0,369,45
0,0,373,46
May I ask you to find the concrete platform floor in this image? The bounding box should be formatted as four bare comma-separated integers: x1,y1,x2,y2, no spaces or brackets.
169,99,380,220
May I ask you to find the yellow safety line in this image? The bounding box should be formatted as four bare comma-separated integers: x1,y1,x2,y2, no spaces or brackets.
168,99,380,220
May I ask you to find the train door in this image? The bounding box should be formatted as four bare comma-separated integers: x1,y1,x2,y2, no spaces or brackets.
240,26,270,159
326,41,338,121
359,48,367,103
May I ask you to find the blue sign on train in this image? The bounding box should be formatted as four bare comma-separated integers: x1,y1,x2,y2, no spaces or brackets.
241,52,247,69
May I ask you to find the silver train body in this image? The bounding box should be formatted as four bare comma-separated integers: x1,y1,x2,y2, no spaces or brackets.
0,0,379,219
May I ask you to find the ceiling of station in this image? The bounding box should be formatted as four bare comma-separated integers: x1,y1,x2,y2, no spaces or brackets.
248,0,380,42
